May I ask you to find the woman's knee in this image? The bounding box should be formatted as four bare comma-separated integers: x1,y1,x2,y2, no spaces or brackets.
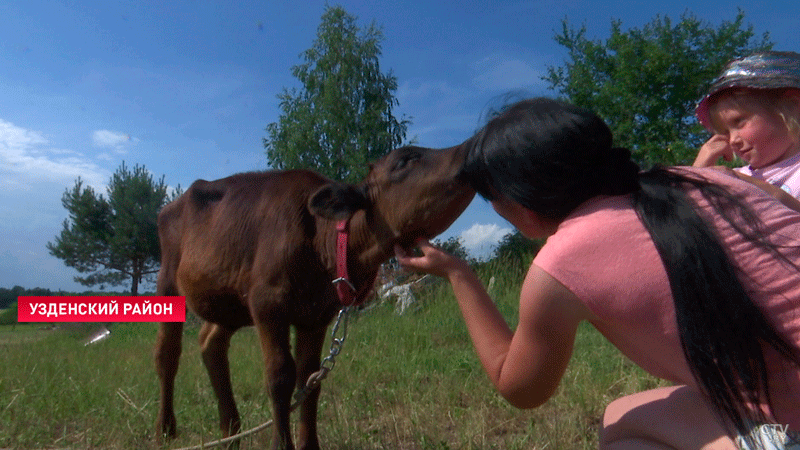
600,386,735,450
603,386,681,432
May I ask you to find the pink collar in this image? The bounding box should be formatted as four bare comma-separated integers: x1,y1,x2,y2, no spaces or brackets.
333,219,372,306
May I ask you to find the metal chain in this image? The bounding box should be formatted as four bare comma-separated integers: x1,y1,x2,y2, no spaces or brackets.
293,306,351,405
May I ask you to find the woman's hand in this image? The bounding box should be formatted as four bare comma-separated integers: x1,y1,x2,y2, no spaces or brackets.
393,239,469,279
693,134,734,167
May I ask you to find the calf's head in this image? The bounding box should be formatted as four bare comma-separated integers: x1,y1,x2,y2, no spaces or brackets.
309,144,475,250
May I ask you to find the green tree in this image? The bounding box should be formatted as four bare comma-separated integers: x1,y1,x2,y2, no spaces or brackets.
47,162,180,296
544,10,772,166
493,231,543,263
0,286,24,310
0,302,18,325
433,236,473,264
264,5,409,183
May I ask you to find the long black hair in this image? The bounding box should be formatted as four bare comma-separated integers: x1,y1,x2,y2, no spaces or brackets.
461,97,800,445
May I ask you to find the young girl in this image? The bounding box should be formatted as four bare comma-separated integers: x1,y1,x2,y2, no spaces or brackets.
694,51,800,198
396,98,800,449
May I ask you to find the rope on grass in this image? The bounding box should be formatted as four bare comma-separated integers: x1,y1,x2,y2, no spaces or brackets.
171,420,273,450
171,371,330,450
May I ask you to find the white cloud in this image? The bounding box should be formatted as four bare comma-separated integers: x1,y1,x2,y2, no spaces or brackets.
0,119,116,292
0,119,108,189
0,119,48,147
92,129,137,153
461,223,513,260
471,54,547,92
397,79,467,106
396,78,484,147
395,52,550,148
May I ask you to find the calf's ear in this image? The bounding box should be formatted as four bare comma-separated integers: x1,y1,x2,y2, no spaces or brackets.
308,183,369,220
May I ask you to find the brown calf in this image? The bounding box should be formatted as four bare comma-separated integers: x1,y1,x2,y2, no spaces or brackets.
153,144,474,449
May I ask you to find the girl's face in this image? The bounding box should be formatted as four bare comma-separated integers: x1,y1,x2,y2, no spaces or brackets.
490,194,558,239
711,93,800,169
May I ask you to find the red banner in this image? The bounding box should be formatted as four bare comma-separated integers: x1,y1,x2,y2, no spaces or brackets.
17,296,186,322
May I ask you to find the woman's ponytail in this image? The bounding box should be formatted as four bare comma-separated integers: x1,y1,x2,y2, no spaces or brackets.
633,167,800,447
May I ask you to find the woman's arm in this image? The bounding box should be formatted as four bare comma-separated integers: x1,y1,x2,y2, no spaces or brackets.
395,240,592,408
496,262,593,407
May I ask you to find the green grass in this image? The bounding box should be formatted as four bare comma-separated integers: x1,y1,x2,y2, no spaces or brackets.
0,265,666,449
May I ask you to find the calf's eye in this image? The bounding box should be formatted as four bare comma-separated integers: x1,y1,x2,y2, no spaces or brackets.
393,153,420,172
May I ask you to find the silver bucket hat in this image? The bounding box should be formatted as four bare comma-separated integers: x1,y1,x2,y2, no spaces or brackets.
696,51,800,131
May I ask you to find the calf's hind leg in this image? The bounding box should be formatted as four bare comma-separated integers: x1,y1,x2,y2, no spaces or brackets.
199,322,242,438
155,321,184,439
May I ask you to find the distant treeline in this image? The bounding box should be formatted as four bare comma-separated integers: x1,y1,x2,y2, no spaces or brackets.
0,286,149,310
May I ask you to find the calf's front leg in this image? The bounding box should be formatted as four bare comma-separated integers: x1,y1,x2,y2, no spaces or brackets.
253,314,297,450
293,326,328,450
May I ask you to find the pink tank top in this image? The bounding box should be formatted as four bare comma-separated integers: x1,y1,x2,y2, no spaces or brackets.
533,167,800,429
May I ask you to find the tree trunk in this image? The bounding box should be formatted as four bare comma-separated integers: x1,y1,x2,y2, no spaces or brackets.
131,262,140,296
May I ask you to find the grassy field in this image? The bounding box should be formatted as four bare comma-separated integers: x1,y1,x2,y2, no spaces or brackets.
0,262,666,449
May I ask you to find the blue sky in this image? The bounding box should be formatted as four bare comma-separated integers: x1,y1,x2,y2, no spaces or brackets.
1,0,797,292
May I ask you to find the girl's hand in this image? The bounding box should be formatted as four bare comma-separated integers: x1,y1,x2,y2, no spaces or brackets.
394,239,469,279
693,135,734,167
